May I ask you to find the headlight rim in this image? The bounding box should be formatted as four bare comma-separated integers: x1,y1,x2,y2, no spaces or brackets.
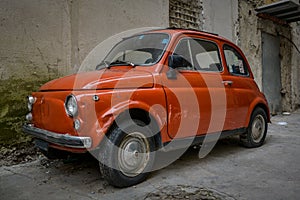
27,103,33,111
65,94,78,117
27,95,36,112
27,95,36,104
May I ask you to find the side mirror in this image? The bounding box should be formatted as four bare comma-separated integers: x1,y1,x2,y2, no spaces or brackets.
167,55,186,80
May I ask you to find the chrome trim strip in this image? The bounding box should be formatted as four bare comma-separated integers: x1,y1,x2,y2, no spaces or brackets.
22,124,92,149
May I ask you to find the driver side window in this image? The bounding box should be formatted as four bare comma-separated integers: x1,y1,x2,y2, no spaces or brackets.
173,38,222,72
173,39,194,70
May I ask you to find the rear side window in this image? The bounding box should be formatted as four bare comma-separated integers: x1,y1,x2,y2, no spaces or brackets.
224,45,249,76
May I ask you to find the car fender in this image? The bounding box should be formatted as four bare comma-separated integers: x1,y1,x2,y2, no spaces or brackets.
244,97,270,127
92,100,168,148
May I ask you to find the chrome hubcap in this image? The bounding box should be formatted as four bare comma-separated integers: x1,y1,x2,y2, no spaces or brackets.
118,132,150,177
251,114,265,143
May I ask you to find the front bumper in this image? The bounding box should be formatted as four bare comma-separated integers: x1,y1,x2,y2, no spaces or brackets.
22,124,92,149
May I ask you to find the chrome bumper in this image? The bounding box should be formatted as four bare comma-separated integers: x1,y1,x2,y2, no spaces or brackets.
22,124,92,149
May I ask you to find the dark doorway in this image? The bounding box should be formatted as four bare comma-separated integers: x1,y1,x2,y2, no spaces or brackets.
262,32,281,114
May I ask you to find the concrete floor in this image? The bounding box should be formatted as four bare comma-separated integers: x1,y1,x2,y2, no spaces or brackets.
1,110,299,200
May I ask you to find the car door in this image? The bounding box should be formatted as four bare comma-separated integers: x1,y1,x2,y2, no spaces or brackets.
161,35,232,139
222,44,255,128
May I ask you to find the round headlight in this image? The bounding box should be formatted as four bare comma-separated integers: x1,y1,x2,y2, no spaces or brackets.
28,96,36,104
65,95,78,117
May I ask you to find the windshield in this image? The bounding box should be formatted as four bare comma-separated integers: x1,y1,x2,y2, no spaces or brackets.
96,33,169,69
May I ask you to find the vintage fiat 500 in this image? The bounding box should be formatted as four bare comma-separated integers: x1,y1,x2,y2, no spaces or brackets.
23,28,270,187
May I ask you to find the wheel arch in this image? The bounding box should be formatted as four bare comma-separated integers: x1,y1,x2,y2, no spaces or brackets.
246,100,271,127
102,107,164,150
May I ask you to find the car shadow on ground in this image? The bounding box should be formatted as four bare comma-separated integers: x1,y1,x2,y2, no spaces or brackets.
152,135,245,172
42,135,245,187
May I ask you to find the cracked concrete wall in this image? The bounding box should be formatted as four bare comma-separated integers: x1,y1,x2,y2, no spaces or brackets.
0,0,168,147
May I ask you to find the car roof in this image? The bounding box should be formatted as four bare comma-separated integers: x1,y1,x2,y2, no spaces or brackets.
143,27,236,46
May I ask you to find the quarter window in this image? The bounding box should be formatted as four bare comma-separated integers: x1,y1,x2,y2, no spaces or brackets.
224,45,249,76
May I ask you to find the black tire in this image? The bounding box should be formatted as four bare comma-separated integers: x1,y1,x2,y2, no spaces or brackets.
240,107,268,148
39,147,69,160
99,119,156,188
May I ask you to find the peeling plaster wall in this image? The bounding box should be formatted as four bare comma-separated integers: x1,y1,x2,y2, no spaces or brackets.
239,0,264,89
0,0,168,147
239,0,299,112
291,22,300,109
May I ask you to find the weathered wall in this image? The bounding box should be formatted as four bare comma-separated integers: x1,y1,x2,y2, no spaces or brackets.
0,0,71,80
291,22,300,109
169,0,202,29
0,0,169,147
0,0,299,148
202,0,239,43
0,0,71,147
74,0,169,70
238,0,265,89
238,0,300,113
201,0,299,113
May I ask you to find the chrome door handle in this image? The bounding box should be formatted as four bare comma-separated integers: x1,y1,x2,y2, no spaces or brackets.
222,80,233,86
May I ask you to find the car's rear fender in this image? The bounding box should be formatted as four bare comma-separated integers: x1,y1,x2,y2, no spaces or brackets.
245,98,271,127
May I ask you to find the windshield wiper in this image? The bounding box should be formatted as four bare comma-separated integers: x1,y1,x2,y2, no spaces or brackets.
96,60,136,70
96,60,110,70
108,60,136,68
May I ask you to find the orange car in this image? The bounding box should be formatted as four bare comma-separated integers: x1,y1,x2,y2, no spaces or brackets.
23,28,270,187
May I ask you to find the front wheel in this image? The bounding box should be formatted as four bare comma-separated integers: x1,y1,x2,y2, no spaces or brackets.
99,120,155,187
240,107,268,148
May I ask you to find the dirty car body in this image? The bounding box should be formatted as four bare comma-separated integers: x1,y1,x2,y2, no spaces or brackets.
23,28,270,187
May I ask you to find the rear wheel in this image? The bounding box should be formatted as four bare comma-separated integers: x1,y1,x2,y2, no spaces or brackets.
240,107,268,148
99,120,155,187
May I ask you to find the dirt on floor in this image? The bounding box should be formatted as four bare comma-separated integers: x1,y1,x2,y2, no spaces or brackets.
1,111,299,200
0,142,39,166
144,185,234,200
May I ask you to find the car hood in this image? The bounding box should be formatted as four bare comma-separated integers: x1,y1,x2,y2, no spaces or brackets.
39,67,154,91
